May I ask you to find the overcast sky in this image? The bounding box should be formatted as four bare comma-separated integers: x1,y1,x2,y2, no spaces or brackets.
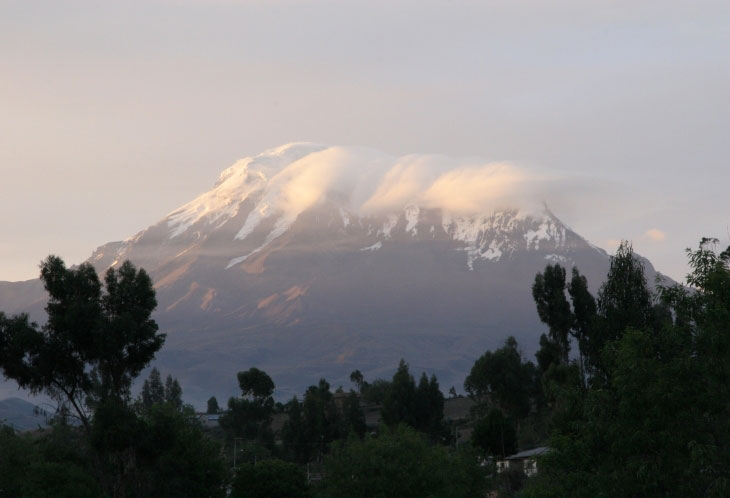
1,0,729,282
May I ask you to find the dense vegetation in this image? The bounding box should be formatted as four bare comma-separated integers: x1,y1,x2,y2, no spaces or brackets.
1,238,728,497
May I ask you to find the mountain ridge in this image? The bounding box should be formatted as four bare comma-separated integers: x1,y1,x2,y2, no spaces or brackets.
0,144,667,406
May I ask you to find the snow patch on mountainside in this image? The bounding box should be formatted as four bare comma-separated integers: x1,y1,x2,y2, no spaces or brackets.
360,241,382,252
162,143,566,244
378,215,399,238
167,143,325,239
141,143,610,273
404,205,419,235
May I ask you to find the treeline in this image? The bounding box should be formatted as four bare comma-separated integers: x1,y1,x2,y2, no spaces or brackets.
209,360,484,497
518,240,730,497
1,238,729,497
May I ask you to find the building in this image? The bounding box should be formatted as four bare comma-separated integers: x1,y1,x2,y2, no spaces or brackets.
496,447,549,477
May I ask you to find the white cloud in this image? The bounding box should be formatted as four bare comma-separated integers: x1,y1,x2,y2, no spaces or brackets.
232,144,569,221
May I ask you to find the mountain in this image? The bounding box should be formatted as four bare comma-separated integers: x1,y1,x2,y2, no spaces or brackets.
0,144,668,406
0,397,49,432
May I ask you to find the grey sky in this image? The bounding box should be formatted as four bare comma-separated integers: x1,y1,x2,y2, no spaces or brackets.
1,0,728,282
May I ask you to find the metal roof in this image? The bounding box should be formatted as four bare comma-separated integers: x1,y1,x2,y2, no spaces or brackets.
505,446,550,460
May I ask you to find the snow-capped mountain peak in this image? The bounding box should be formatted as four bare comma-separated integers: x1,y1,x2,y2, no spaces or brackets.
153,144,593,272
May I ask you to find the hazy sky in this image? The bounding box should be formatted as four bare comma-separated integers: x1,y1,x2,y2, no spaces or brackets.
1,0,729,282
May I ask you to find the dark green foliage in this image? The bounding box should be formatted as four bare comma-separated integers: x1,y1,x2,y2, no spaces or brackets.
414,372,445,437
349,369,365,392
231,459,309,498
381,360,445,437
0,424,104,498
360,378,391,404
139,368,184,411
282,380,367,463
0,257,164,431
471,408,517,458
587,241,654,377
532,265,573,363
317,425,485,498
532,264,600,386
521,239,730,497
281,396,310,463
341,390,367,437
164,374,183,410
282,389,324,464
301,379,340,455
133,404,229,498
464,337,535,421
534,334,561,374
597,241,653,334
381,359,416,426
0,256,231,498
207,396,220,414
220,367,275,444
237,367,275,400
141,367,165,407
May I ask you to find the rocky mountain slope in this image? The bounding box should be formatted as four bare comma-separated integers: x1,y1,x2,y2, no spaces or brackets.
0,144,667,405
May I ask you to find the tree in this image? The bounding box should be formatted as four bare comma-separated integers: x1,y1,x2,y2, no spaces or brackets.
341,390,367,437
381,359,417,427
207,396,220,414
231,459,308,498
521,239,730,497
141,368,165,408
281,396,310,463
0,423,105,498
237,367,275,400
349,369,365,392
302,378,341,456
220,368,275,444
281,379,344,463
379,360,445,438
318,425,485,498
0,256,164,433
139,368,183,411
360,378,391,404
164,374,183,410
464,337,534,421
532,265,573,364
566,267,597,383
590,241,653,370
472,408,517,458
413,373,445,437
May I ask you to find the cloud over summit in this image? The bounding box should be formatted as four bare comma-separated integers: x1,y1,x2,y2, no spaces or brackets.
233,143,571,219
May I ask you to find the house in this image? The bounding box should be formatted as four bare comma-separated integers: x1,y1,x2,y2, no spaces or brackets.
196,412,221,428
496,447,549,477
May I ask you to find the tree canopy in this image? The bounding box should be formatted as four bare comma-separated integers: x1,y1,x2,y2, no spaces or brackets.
0,256,164,431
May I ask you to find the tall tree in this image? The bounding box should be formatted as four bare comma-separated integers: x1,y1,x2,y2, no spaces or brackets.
349,369,366,392
220,367,275,444
281,396,310,463
532,265,573,364
464,337,534,421
567,268,597,383
0,256,164,432
381,359,417,427
413,373,445,437
381,360,445,437
521,239,730,497
164,374,183,409
141,368,165,408
472,408,517,458
595,242,652,341
207,396,220,414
